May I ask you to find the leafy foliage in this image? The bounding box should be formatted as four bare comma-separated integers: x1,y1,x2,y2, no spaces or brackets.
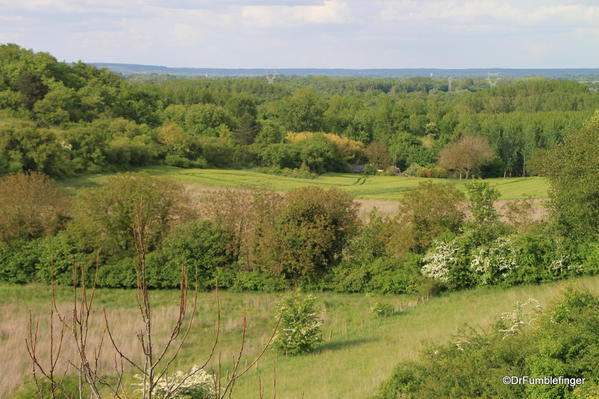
375,289,599,399
0,172,67,243
539,113,599,238
274,292,322,355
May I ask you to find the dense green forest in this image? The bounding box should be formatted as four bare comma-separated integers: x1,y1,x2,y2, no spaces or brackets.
2,44,598,179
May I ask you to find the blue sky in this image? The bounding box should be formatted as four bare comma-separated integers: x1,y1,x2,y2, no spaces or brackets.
1,0,598,68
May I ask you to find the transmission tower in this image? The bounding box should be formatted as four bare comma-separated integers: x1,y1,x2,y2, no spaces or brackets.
487,72,501,88
448,77,453,92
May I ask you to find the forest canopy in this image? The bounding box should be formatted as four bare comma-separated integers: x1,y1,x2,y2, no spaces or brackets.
1,44,598,178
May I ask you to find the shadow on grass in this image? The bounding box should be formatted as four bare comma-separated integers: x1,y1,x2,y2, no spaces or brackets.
317,337,378,353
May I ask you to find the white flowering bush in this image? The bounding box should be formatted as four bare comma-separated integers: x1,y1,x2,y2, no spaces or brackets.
549,251,583,275
470,236,519,285
420,239,467,283
135,366,215,399
497,298,542,338
274,292,322,355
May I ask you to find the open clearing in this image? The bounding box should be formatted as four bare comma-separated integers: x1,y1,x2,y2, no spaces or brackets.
60,166,549,201
3,275,598,399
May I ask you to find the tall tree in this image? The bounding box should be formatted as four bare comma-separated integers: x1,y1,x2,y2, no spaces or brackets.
439,135,495,179
278,88,326,132
234,112,260,145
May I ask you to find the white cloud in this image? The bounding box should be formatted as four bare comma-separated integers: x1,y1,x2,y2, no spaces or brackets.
378,0,599,27
1,0,598,67
241,0,350,27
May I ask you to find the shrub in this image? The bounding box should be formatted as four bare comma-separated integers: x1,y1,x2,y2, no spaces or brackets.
526,289,599,399
270,187,359,282
257,143,302,169
0,239,39,284
146,221,235,289
274,292,322,355
403,163,423,177
35,231,93,285
0,172,68,243
332,256,421,294
141,366,215,399
470,236,519,286
392,181,466,254
231,270,288,292
465,180,500,225
13,376,89,399
375,290,599,399
420,238,475,290
430,166,448,178
508,232,584,285
296,134,348,174
580,242,599,275
96,256,137,288
70,173,192,256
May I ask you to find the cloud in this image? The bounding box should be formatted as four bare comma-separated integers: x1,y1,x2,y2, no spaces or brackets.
0,0,598,68
378,0,599,27
241,0,350,27
146,0,325,9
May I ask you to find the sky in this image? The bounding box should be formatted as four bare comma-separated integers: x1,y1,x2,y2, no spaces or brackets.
0,0,598,68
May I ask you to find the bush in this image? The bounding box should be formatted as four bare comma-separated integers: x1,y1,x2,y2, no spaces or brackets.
231,270,288,292
70,173,191,256
403,163,423,177
0,172,68,243
96,256,137,288
526,289,599,399
508,232,585,285
146,221,236,289
333,256,421,294
13,376,89,399
274,292,322,355
270,187,359,282
375,290,599,399
257,143,302,169
392,181,466,254
470,236,519,286
144,366,215,399
35,231,93,285
0,240,39,284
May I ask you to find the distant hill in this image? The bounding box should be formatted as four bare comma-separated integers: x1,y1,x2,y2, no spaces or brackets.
91,63,599,78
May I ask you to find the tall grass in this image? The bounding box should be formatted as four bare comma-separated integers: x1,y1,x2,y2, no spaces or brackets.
3,275,598,398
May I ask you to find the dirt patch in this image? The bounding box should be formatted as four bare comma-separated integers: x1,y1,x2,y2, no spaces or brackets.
356,198,549,223
185,184,549,223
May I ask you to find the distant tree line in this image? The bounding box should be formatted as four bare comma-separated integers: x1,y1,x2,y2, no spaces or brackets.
1,44,598,179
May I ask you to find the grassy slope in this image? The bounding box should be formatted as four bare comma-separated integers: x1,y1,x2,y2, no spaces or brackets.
3,275,598,399
59,166,549,200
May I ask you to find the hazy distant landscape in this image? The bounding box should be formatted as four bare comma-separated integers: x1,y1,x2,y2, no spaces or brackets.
92,63,599,79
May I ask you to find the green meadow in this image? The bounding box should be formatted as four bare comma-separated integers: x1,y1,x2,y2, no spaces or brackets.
59,166,549,200
4,275,598,399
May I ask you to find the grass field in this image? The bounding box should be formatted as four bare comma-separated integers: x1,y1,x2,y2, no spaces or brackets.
3,275,598,399
59,166,549,200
